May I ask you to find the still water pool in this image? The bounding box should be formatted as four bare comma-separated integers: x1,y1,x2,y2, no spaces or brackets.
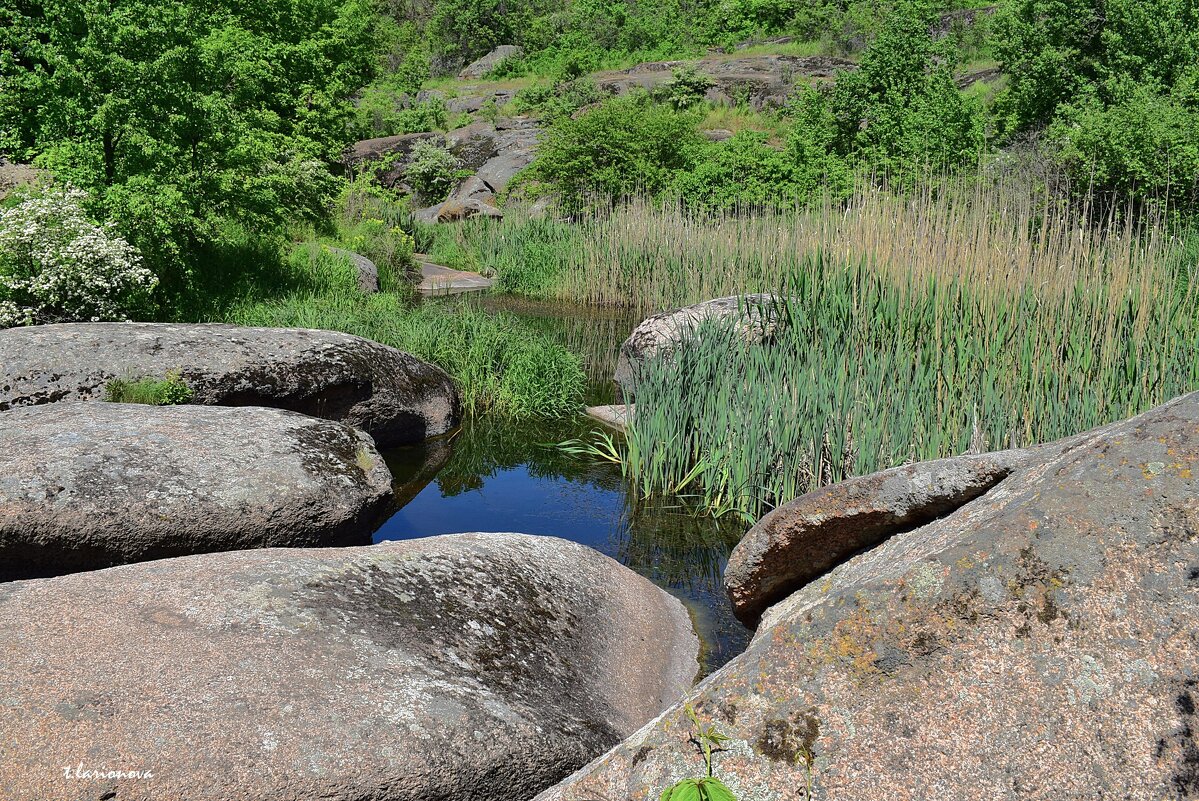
372,296,752,673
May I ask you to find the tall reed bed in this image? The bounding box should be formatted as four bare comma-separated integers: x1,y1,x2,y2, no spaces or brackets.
619,258,1196,521
519,178,1199,520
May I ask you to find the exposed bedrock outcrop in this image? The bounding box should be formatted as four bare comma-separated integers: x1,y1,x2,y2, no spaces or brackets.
614,294,785,397
0,403,393,580
0,322,460,446
536,392,1199,801
0,533,699,801
595,54,855,109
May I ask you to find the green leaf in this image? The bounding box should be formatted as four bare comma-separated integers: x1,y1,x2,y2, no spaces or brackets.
661,779,703,801
698,777,738,801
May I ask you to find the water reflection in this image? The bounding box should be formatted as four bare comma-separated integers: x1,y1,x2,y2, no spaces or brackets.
376,417,751,673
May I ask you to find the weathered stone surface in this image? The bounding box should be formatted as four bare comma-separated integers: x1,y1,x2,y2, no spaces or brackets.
614,294,784,396
446,89,515,115
585,403,634,433
595,55,853,109
0,533,700,801
431,196,505,223
536,392,1199,801
445,121,499,171
458,44,523,79
0,403,393,580
725,449,1034,626
0,322,460,446
0,158,40,200
344,131,438,166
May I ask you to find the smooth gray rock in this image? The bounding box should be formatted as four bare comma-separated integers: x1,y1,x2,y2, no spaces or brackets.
0,322,460,446
458,44,523,79
0,533,700,801
614,294,785,397
725,449,1035,626
537,392,1199,801
0,403,393,580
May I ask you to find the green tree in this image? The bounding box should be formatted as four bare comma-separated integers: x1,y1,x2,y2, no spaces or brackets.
0,0,381,298
823,2,984,176
994,0,1199,207
531,94,704,210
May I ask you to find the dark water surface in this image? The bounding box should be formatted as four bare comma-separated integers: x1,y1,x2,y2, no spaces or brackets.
373,296,752,673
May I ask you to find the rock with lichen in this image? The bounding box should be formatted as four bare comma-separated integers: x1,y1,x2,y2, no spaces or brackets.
536,391,1199,801
0,533,699,801
0,403,393,580
0,322,459,446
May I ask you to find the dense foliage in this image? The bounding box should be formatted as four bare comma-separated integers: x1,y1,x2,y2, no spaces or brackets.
995,0,1199,206
1,0,381,299
0,187,156,326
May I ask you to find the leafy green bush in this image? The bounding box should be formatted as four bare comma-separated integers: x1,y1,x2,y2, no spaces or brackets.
511,77,604,124
658,66,715,111
822,3,985,178
673,132,809,210
994,0,1199,208
352,92,449,139
105,371,194,405
405,141,463,204
0,187,157,327
531,95,705,209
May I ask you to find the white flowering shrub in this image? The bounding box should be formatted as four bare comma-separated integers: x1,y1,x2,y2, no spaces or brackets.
0,187,156,327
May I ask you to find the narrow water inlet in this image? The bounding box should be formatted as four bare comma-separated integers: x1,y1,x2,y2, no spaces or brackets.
372,295,754,672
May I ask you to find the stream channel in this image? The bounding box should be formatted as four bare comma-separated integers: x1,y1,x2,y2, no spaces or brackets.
373,295,752,673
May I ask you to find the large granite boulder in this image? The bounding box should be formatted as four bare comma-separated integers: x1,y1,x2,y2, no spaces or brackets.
614,294,784,397
345,131,439,166
458,44,523,79
0,403,393,580
725,448,1035,625
0,533,700,801
0,323,460,446
536,392,1199,801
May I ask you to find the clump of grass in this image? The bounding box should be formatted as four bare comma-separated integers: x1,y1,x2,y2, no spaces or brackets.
104,370,194,406
228,292,585,420
611,253,1198,521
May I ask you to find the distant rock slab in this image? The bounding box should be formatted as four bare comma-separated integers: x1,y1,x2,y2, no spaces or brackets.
0,322,460,446
0,533,699,801
585,404,634,433
725,449,1034,625
0,403,393,580
536,392,1199,801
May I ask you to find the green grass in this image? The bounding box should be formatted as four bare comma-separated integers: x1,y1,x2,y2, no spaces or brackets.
612,254,1198,521
228,292,585,420
104,371,194,405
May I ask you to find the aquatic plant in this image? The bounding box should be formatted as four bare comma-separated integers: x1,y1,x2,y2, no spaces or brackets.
612,249,1198,521
104,371,194,406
